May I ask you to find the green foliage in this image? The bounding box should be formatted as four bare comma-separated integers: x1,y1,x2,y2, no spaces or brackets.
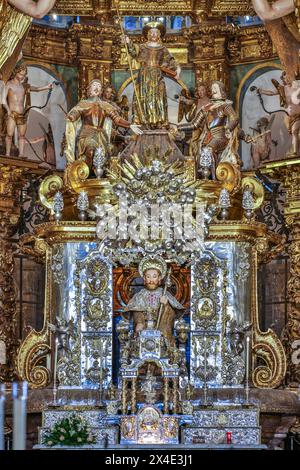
43,413,96,447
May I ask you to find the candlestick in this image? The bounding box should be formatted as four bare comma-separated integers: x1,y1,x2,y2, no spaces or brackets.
245,335,250,405
12,382,28,450
53,338,59,405
0,384,5,450
99,341,104,407
203,336,208,406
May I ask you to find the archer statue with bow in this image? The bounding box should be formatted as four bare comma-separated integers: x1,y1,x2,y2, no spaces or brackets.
251,71,300,156
3,60,56,158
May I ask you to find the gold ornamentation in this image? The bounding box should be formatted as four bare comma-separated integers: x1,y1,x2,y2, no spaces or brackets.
121,416,136,440
0,237,18,381
64,161,89,192
251,248,287,388
85,258,108,295
16,327,51,388
216,162,241,194
39,175,64,214
16,246,52,387
241,176,264,210
0,159,40,381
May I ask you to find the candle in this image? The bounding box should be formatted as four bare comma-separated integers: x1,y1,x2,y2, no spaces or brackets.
0,384,5,450
12,382,28,450
99,341,103,406
226,431,232,445
204,336,207,376
245,335,250,404
203,336,208,406
53,338,59,404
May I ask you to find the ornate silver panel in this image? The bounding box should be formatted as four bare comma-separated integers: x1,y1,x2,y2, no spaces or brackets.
192,409,259,427
190,242,252,388
182,407,260,445
52,243,113,389
43,409,107,428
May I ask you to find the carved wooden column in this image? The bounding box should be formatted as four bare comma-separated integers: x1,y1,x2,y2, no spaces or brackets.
122,378,127,414
188,26,230,89
281,164,300,386
0,158,40,381
131,377,137,414
163,377,169,414
173,378,178,414
74,24,115,98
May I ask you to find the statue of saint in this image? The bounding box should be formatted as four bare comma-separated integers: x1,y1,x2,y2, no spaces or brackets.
101,84,130,153
251,0,300,81
125,21,180,129
65,79,142,166
123,256,184,346
257,73,300,155
177,81,239,169
141,363,157,403
3,61,53,157
177,83,211,158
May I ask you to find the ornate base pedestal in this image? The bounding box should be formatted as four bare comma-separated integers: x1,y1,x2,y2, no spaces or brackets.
181,405,261,446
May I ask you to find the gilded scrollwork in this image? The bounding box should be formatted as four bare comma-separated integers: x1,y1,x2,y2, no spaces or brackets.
16,328,51,388
241,177,265,211
251,248,287,388
16,245,53,387
39,174,64,214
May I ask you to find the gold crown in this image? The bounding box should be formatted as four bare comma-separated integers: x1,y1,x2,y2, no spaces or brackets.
138,255,167,278
142,21,166,39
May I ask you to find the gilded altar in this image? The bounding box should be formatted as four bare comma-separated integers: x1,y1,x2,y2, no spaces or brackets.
2,3,299,449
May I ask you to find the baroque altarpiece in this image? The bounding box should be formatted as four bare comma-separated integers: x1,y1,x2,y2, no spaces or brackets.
0,0,300,450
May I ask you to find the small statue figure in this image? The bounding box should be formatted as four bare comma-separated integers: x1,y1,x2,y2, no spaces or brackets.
101,84,130,152
3,62,53,158
65,79,142,167
257,72,300,155
250,116,277,168
177,83,211,158
141,363,157,404
177,81,239,173
123,256,184,346
48,316,74,356
178,83,211,122
226,319,252,357
125,21,180,128
108,382,118,401
85,358,102,384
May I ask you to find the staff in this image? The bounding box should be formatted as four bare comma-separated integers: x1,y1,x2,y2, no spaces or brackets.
0,384,5,450
113,0,145,123
156,266,172,329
